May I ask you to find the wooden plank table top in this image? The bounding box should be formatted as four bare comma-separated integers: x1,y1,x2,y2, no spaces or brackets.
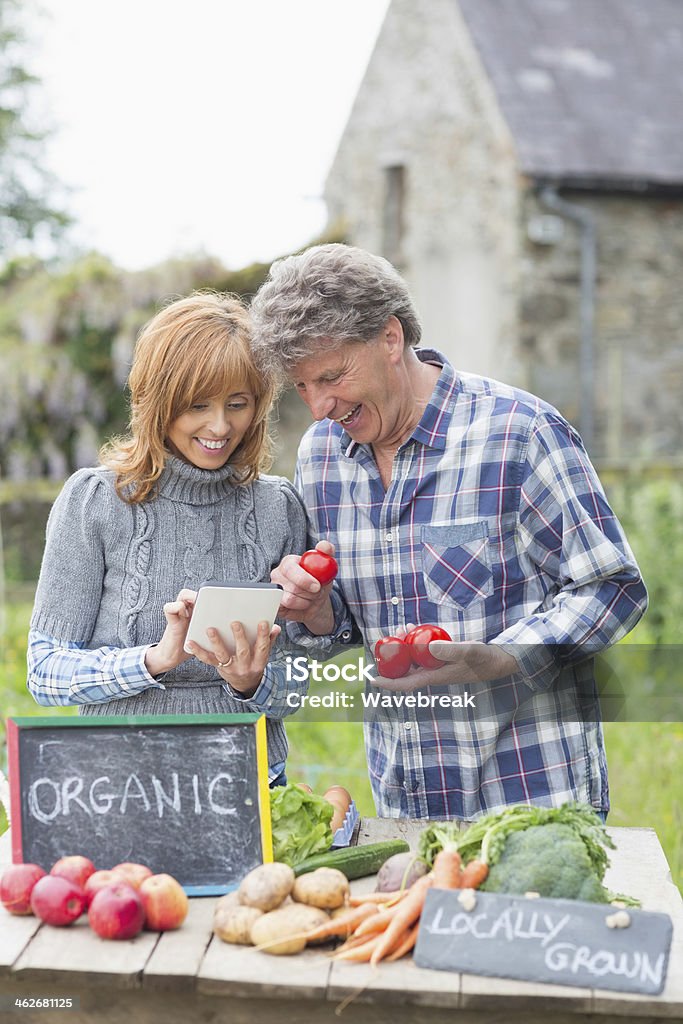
0,820,681,1024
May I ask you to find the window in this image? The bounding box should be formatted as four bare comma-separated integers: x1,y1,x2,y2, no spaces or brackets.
382,165,406,266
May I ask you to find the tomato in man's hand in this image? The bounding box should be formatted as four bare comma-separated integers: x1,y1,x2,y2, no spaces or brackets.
374,636,413,679
299,549,338,586
405,624,452,669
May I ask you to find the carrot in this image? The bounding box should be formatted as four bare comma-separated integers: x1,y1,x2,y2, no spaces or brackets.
431,849,463,889
333,931,380,953
332,935,381,962
369,873,433,967
348,890,406,906
304,901,378,942
385,920,420,961
351,910,395,939
459,859,489,889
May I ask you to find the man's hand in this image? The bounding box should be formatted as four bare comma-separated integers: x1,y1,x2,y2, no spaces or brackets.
372,636,519,692
144,588,196,677
270,540,337,636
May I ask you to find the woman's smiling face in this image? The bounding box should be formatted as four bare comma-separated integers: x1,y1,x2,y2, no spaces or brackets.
166,392,256,469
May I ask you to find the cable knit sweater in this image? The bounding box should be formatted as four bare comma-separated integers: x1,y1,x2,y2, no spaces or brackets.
29,456,309,772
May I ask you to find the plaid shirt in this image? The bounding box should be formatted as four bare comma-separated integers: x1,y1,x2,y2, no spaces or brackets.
294,350,647,819
26,632,306,782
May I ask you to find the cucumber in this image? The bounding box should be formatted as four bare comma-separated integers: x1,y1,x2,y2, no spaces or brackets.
293,839,410,879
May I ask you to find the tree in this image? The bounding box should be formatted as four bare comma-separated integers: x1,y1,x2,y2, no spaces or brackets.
0,0,67,253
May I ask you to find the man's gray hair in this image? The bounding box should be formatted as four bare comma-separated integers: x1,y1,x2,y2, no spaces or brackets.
249,243,422,378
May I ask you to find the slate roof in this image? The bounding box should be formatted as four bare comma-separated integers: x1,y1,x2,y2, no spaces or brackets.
458,0,683,189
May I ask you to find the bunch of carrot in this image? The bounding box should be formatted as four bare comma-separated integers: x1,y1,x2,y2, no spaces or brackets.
300,849,489,966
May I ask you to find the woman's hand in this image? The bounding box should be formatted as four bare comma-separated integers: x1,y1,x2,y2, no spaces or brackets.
145,589,197,677
270,540,336,635
186,620,281,698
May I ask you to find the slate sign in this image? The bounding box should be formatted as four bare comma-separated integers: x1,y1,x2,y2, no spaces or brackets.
414,888,673,996
7,714,273,895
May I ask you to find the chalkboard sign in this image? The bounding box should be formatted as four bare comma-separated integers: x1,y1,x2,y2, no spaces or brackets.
7,714,273,896
414,889,673,996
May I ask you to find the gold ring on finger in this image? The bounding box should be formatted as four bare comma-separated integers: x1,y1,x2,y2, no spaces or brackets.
217,656,234,668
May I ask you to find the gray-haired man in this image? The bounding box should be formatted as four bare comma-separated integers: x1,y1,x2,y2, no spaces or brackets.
252,243,647,820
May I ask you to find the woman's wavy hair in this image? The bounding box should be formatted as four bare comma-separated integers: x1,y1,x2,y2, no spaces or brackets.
100,292,276,504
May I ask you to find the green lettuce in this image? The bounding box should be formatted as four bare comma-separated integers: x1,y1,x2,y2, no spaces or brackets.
270,783,334,867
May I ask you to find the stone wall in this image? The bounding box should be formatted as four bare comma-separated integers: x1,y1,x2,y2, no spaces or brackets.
325,0,523,383
324,0,683,460
519,190,683,460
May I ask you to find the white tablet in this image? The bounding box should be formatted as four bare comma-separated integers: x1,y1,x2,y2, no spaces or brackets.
183,583,282,655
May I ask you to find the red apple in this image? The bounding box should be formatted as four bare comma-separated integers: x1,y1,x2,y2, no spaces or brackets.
88,881,145,940
50,855,96,890
29,875,85,926
0,863,47,915
83,869,124,908
139,873,189,931
112,862,153,890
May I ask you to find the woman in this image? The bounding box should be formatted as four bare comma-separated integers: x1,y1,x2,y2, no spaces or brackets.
27,292,330,785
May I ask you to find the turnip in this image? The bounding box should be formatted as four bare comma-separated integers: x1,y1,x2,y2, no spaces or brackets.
375,852,428,893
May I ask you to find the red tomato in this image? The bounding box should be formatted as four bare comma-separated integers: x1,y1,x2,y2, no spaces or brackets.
405,624,452,669
299,549,338,585
374,636,413,679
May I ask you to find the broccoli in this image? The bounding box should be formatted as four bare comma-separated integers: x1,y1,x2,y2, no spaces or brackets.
481,823,609,903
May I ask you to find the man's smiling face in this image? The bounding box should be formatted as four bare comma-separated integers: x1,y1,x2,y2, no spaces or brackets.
292,330,406,447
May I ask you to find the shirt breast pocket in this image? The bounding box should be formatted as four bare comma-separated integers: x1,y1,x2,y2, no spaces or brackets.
421,522,494,609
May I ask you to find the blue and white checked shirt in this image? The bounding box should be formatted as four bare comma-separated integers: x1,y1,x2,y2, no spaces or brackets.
26,633,307,783
293,350,648,819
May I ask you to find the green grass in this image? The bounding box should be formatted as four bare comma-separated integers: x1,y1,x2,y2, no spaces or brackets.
2,601,681,892
603,722,683,887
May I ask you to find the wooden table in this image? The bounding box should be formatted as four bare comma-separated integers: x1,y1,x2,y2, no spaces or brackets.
1,820,682,1023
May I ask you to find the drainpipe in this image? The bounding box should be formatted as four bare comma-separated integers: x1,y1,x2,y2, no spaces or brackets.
538,186,597,453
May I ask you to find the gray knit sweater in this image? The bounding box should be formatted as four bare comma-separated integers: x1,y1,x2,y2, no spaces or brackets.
30,456,309,771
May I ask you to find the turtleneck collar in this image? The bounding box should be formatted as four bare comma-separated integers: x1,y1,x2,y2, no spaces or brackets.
155,455,239,505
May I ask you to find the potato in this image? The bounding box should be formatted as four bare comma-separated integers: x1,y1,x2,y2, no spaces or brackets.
213,903,263,945
292,867,349,910
287,904,331,947
214,890,241,913
250,904,329,955
238,862,295,912
330,903,353,919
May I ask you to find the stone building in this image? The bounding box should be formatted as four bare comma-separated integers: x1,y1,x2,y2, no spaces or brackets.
325,0,683,460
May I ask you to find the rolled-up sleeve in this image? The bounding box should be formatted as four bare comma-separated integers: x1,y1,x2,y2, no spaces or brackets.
27,629,164,706
223,654,309,718
490,413,648,689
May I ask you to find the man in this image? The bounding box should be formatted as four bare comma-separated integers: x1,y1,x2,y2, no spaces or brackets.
252,243,647,819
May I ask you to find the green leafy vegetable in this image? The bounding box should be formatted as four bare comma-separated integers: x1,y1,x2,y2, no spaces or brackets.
417,802,639,904
270,783,334,867
417,822,462,867
481,823,610,902
418,802,614,876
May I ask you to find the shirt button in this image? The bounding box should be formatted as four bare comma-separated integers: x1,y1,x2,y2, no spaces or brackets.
385,533,393,542
404,723,412,731
390,596,399,606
